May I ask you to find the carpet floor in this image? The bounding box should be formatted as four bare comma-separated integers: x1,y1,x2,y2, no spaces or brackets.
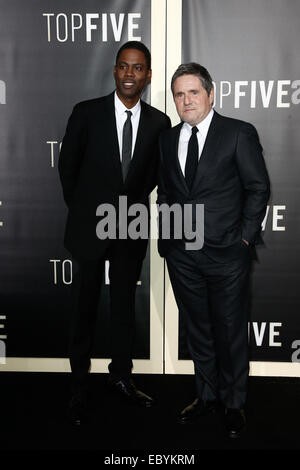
1,373,299,454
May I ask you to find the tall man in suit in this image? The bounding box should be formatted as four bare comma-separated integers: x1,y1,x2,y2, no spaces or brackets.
59,41,171,425
157,63,270,438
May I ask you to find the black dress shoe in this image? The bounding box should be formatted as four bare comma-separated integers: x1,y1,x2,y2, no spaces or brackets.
177,398,217,424
67,392,87,426
108,377,154,408
224,408,246,439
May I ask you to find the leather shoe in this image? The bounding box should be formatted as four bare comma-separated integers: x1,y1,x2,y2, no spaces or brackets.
67,392,88,426
177,398,217,424
108,377,154,408
224,408,246,438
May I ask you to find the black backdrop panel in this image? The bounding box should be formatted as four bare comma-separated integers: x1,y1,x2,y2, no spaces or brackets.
180,0,300,362
0,0,151,359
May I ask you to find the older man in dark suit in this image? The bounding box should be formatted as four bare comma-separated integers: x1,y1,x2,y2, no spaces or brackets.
59,41,170,425
157,63,270,438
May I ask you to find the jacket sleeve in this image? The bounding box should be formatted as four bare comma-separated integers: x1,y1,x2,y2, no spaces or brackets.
235,122,270,244
156,133,171,257
58,103,87,206
157,134,169,206
140,114,171,200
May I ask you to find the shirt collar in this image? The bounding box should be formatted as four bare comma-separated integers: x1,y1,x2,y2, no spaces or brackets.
183,108,214,136
114,91,141,118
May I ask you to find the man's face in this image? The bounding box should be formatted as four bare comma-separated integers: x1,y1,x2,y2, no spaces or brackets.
114,48,151,106
173,74,214,126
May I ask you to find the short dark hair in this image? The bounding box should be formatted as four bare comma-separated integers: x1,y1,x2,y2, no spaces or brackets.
116,41,151,70
171,63,213,96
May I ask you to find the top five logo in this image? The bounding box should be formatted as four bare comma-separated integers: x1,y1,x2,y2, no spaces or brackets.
42,12,142,42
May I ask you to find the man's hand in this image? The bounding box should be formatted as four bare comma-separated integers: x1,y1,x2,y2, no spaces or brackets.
242,239,249,246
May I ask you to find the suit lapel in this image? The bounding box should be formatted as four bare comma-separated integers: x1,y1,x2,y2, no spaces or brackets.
125,100,148,182
191,111,224,191
172,122,190,194
104,93,123,184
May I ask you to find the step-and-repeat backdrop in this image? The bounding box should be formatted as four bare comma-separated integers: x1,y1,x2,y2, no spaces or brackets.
0,0,299,374
0,0,152,367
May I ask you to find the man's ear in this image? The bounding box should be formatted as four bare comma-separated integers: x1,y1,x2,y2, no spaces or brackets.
147,69,152,84
209,87,214,107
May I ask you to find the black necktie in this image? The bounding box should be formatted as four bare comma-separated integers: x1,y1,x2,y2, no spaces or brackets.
184,126,199,190
121,110,132,181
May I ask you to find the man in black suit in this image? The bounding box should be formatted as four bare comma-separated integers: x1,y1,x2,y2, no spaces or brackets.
59,41,170,425
157,63,270,438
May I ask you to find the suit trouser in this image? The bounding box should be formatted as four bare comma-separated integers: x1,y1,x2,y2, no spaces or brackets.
68,239,143,392
166,242,251,409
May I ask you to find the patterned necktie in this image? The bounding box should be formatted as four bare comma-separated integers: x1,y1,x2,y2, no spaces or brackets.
184,126,199,190
121,110,132,181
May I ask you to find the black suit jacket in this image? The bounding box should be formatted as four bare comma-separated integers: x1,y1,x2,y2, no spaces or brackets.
59,92,171,260
157,111,270,258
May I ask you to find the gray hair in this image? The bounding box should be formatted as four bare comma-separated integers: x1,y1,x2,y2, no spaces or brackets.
171,63,213,96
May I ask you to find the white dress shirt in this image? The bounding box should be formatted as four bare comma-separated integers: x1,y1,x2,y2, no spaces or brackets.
178,108,214,176
114,91,141,160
